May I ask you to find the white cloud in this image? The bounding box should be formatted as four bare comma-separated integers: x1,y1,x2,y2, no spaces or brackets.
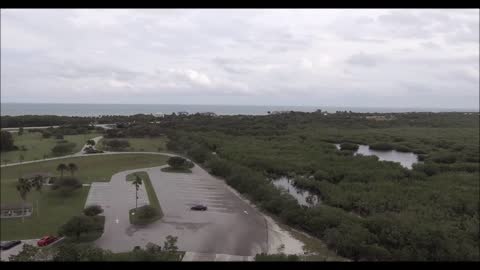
300,58,313,70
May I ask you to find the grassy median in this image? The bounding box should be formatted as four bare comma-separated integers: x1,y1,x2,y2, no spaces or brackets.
127,171,163,225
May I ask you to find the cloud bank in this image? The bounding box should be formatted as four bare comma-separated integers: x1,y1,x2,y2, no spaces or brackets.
1,9,478,109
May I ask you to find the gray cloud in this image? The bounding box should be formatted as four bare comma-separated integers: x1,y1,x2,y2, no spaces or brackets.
347,53,383,67
1,9,478,109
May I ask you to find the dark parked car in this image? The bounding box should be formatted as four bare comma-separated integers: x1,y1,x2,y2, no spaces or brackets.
37,236,59,247
0,240,21,250
191,205,207,211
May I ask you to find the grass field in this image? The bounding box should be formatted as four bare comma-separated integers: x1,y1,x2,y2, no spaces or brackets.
127,171,164,225
1,154,169,184
0,187,89,241
1,132,101,165
1,154,168,240
97,136,167,152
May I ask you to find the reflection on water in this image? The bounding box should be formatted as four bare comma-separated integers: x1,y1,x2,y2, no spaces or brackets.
271,177,320,207
334,144,418,169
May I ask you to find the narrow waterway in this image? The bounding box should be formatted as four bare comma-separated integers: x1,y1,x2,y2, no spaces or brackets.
334,144,418,169
271,177,320,207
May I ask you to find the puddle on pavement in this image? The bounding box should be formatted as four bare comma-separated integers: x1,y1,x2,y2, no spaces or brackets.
126,226,138,236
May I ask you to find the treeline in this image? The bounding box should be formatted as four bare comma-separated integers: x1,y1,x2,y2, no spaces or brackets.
3,111,477,129
1,115,94,128
0,114,159,128
103,123,164,138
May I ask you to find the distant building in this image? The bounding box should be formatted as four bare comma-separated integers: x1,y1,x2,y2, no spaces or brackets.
271,110,290,115
1,202,33,218
199,112,217,117
365,115,394,121
178,111,189,116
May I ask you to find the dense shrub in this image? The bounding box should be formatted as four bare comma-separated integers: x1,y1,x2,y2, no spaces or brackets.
340,142,359,151
86,139,96,146
51,142,76,156
167,156,194,169
102,139,130,150
186,144,210,163
417,154,427,161
432,153,457,164
369,143,394,151
393,145,412,153
412,163,439,176
58,215,96,240
104,129,125,138
206,157,232,178
314,170,329,181
337,150,355,156
51,177,82,195
0,130,15,151
83,205,104,216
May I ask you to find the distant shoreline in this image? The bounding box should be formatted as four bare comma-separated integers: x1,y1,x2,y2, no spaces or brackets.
1,102,478,117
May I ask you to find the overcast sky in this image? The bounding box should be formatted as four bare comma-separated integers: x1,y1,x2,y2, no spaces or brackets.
1,9,479,109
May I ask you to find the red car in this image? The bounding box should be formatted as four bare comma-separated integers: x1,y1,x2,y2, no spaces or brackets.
37,236,58,247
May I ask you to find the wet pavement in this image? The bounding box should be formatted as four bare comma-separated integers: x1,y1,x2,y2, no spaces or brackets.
93,164,268,256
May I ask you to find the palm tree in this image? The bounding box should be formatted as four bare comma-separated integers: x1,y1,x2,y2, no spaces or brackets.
57,163,68,178
31,175,44,217
68,163,78,176
31,175,44,193
16,178,32,223
132,174,143,210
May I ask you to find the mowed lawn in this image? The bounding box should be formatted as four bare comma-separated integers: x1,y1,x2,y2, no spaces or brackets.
1,154,168,240
126,171,164,224
97,136,168,152
1,132,101,165
1,154,169,183
0,187,90,241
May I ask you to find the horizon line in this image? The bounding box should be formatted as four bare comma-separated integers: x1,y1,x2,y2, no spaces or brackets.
1,102,478,111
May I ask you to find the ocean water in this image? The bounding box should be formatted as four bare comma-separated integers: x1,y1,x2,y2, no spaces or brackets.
0,103,476,117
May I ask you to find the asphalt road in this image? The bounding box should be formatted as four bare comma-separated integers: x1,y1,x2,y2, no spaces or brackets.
93,164,268,256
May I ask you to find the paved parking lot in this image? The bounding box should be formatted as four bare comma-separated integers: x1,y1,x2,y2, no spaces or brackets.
94,164,268,256
182,251,254,261
85,182,148,209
